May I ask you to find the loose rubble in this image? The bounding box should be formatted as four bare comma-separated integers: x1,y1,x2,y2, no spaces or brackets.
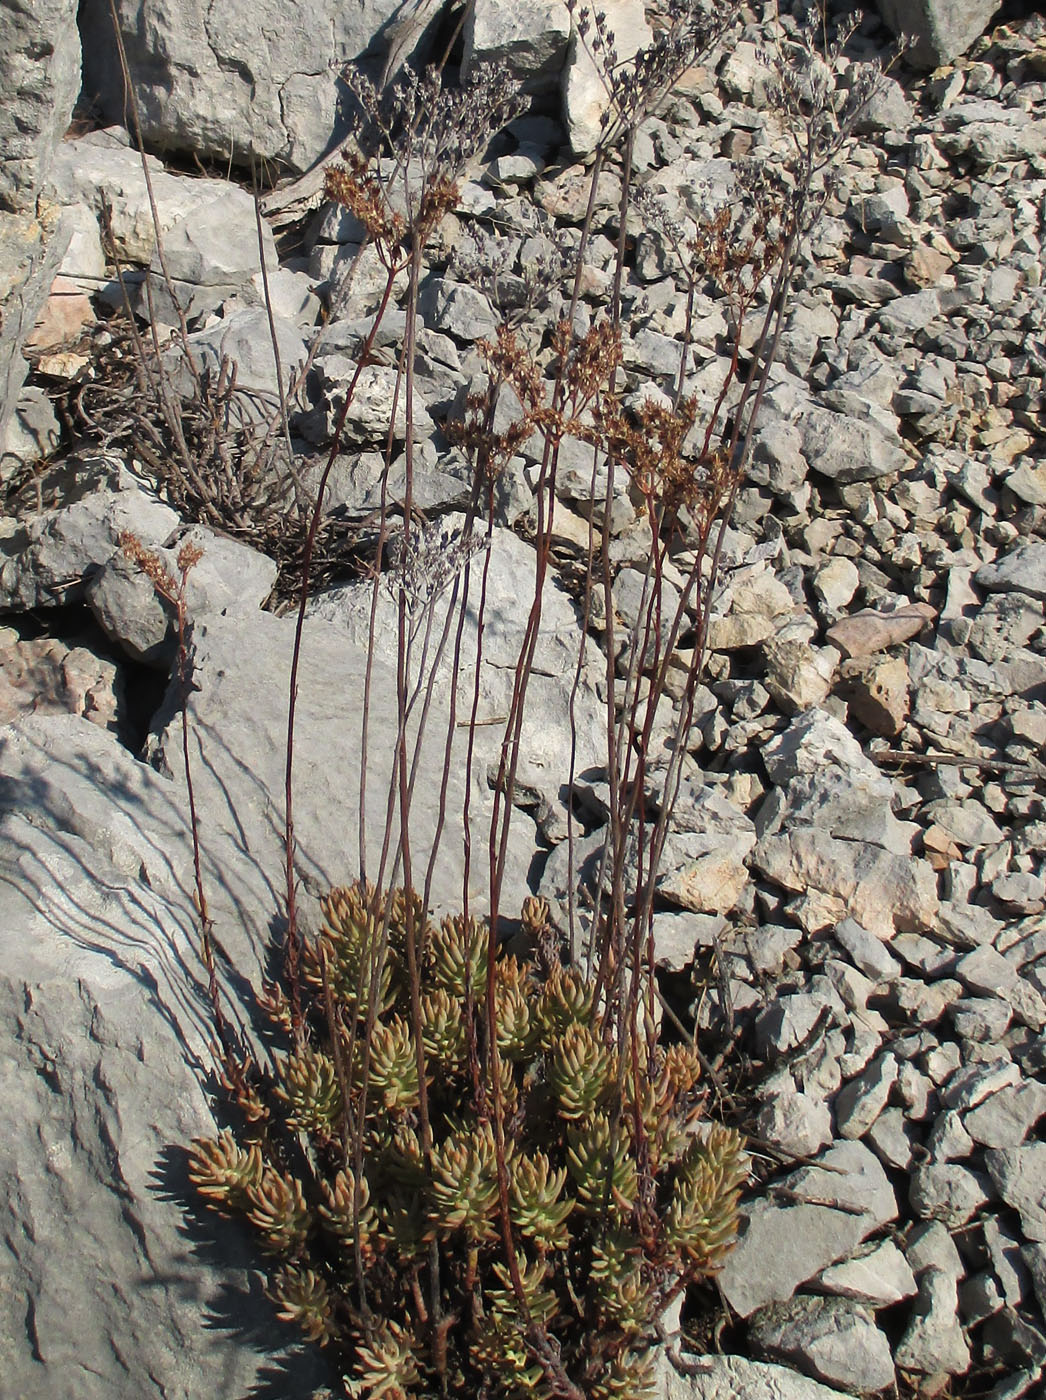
2,0,1046,1397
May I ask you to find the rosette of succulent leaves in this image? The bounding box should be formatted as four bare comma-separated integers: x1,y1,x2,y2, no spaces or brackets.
190,885,748,1399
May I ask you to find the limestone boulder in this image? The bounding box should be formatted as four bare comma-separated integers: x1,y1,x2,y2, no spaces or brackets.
78,0,405,172
0,0,81,213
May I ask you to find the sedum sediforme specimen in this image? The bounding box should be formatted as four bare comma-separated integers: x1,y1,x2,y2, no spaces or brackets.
189,883,747,1398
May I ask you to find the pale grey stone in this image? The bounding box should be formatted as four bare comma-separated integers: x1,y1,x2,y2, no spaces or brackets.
718,1142,897,1317
906,1220,965,1282
941,1059,1022,1111
177,308,309,401
964,1080,1046,1150
834,918,902,983
0,715,328,1399
834,1052,898,1140
750,1294,895,1395
982,1219,1030,1311
977,542,1046,603
658,1353,852,1400
895,1267,972,1375
85,524,279,666
0,0,81,212
866,1107,917,1170
0,469,180,613
755,1089,833,1160
951,996,1013,1043
463,0,570,97
909,1162,991,1227
984,1146,1046,1243
818,1240,917,1306
876,0,1001,67
419,276,498,343
925,1107,975,1163
800,404,907,483
79,0,404,172
754,993,831,1059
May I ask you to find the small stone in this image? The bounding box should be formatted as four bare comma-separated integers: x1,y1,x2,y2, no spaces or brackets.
866,1107,918,1170
755,993,830,1058
964,1080,1046,1150
825,602,935,658
837,654,910,736
909,1163,991,1227
750,1294,895,1395
763,639,835,715
950,996,1012,1043
1004,463,1046,507
718,1143,897,1317
756,1089,834,1160
984,1145,1046,1242
906,1221,965,1282
894,1268,972,1377
833,917,902,982
993,873,1046,915
834,1053,898,1140
817,1240,918,1306
976,541,1046,602
941,1059,1021,1111
925,1107,975,1162
812,557,860,611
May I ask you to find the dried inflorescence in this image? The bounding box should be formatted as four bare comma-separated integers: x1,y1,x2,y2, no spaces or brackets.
189,882,747,1398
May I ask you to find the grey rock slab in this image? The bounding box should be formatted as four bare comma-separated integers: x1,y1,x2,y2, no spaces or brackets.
418,276,498,343
45,131,260,266
834,1052,898,1140
147,607,537,922
79,0,404,171
0,469,181,613
0,715,328,1399
755,1089,833,1160
941,1059,1021,1112
0,0,81,213
752,827,939,942
906,1220,965,1282
834,917,902,983
895,1267,972,1376
754,992,832,1059
954,948,1046,1031
876,0,1001,67
306,521,605,831
907,1159,991,1226
463,0,570,97
976,542,1046,603
749,1293,895,1395
147,188,279,289
85,524,279,666
964,1080,1046,1150
563,0,652,154
800,404,907,483
310,355,431,445
760,709,887,790
984,1146,1046,1243
718,1142,897,1317
177,307,309,401
866,1106,917,1171
658,1353,852,1400
817,1239,917,1306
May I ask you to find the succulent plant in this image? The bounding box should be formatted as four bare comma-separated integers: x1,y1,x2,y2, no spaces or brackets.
189,882,747,1397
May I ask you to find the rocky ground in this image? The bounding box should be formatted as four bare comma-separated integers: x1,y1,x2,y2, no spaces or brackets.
2,1,1046,1397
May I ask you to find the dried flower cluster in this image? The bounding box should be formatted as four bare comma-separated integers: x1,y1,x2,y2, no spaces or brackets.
189,883,747,1399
